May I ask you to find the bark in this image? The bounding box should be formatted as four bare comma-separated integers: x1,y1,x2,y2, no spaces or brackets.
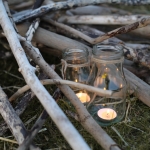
0,1,90,150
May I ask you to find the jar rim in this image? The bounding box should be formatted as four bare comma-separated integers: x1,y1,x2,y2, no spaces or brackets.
92,44,124,61
62,47,89,64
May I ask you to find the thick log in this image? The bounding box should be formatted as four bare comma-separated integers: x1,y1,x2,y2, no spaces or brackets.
124,68,150,107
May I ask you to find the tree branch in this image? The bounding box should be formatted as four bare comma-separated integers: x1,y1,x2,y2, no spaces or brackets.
13,0,150,23
9,79,113,102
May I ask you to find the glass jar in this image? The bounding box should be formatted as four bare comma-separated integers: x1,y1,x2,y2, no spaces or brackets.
87,44,127,126
62,47,91,103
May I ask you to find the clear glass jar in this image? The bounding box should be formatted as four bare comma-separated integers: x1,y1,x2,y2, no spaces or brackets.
87,44,127,126
62,47,91,103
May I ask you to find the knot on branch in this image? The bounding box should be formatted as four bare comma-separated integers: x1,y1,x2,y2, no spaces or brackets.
79,115,91,123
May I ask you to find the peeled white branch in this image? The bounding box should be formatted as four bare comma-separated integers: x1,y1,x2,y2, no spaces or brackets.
58,15,146,25
0,1,90,150
13,0,150,23
124,68,150,107
9,79,113,101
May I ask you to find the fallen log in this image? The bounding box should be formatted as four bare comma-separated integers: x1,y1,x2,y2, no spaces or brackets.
124,68,150,107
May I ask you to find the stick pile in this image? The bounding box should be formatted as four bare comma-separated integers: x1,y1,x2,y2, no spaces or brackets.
0,0,150,149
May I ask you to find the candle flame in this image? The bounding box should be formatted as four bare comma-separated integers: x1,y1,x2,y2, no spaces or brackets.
104,87,106,90
120,84,122,88
106,109,110,114
117,68,118,71
75,79,78,82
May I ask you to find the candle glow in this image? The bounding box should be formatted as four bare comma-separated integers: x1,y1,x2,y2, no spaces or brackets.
76,92,90,103
97,108,117,120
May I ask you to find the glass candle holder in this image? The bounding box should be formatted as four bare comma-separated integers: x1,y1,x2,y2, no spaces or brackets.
62,47,91,103
87,44,127,126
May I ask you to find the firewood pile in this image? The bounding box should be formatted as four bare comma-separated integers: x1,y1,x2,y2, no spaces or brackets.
0,0,150,149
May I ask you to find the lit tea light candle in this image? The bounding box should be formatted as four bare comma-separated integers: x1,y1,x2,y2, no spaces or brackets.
97,108,117,120
76,93,90,103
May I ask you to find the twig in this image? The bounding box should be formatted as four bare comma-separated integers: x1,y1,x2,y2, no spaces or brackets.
43,16,93,44
0,1,90,150
92,17,150,44
111,126,129,147
13,0,150,23
0,137,18,144
2,86,21,89
9,79,113,102
3,70,24,80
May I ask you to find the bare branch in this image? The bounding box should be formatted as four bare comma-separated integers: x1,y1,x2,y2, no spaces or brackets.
13,0,150,23
0,87,26,144
58,15,146,25
9,79,113,101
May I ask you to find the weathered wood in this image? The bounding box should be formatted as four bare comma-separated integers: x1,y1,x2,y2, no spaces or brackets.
13,0,150,23
67,5,129,16
0,87,27,144
0,91,34,136
58,15,145,25
124,68,150,107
